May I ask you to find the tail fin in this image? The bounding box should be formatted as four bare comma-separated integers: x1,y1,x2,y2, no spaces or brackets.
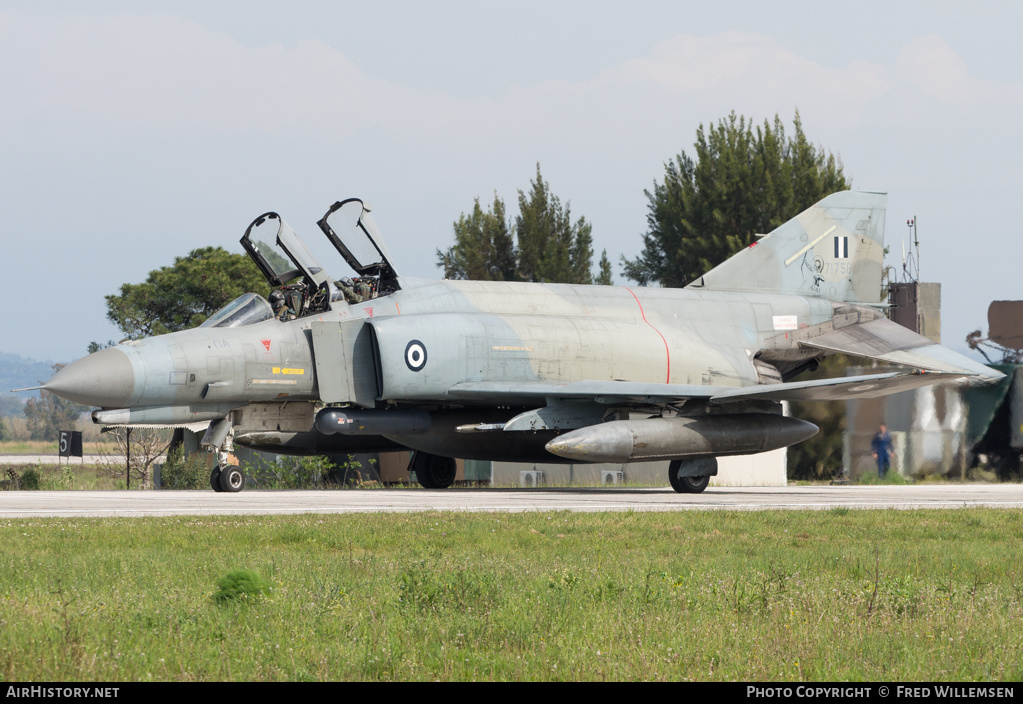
689,191,886,303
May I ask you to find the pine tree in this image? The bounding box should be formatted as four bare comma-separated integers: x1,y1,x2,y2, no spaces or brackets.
596,250,614,285
436,194,516,281
439,164,596,285
622,110,849,287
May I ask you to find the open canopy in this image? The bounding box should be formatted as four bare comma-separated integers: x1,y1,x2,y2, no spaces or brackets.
317,198,399,291
240,212,329,290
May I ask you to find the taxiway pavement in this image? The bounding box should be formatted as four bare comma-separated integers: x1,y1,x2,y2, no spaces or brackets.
3,484,1023,518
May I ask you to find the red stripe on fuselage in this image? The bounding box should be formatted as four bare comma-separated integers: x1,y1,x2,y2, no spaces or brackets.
624,287,671,383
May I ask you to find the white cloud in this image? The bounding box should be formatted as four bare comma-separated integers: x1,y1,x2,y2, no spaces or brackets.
896,34,988,103
595,32,891,122
0,11,449,138
5,11,1012,157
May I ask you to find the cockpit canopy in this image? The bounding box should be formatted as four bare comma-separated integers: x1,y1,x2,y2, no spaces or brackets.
237,198,401,323
318,198,399,292
240,212,329,289
200,293,274,329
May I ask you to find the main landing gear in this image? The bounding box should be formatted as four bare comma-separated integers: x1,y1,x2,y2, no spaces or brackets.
668,458,716,494
410,451,457,489
210,464,245,493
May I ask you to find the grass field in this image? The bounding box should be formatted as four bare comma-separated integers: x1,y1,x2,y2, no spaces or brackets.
0,441,114,455
0,464,127,491
1,508,1022,681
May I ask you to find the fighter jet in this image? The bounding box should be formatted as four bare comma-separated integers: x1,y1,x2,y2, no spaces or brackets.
34,192,1000,493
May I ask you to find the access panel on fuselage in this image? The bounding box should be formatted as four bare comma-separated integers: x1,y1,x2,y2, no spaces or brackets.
311,320,378,407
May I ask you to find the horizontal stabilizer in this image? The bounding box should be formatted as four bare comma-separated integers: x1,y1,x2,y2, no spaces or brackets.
707,371,963,403
796,316,1001,379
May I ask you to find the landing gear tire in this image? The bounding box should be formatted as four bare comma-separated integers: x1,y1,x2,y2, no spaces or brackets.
668,460,711,494
218,465,245,493
411,452,457,489
210,466,224,492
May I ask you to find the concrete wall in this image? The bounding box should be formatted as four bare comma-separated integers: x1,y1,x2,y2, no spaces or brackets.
490,448,787,487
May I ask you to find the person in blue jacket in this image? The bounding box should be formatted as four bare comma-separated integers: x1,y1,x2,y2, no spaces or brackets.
871,424,894,479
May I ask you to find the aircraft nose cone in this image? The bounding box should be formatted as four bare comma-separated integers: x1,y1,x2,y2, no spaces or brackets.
44,348,135,407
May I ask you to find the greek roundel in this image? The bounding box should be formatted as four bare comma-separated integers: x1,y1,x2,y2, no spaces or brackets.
405,340,427,371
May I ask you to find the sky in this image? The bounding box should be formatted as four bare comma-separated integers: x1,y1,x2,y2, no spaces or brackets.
2,1,1021,365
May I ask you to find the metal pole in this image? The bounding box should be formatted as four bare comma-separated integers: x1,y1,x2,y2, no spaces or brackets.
126,428,131,490
913,216,919,279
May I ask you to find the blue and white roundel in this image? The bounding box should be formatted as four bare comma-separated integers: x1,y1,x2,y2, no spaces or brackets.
405,340,427,372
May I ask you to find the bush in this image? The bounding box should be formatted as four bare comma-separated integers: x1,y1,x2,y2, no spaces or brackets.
160,445,208,490
212,569,273,604
254,455,334,489
20,467,40,490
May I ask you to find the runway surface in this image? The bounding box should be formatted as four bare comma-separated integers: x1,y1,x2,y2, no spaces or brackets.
3,484,1023,518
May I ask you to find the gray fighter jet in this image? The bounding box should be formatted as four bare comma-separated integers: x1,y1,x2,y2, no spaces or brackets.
34,192,1000,492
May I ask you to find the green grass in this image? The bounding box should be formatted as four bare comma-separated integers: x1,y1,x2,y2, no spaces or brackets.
0,463,129,490
0,440,61,455
0,440,114,455
1,509,1022,681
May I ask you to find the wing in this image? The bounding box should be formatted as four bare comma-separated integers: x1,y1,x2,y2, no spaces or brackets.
447,370,967,407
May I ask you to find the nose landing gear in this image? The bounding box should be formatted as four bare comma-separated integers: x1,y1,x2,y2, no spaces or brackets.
204,418,245,493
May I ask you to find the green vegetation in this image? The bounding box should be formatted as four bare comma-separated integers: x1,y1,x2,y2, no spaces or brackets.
103,246,271,340
437,163,601,285
212,569,274,605
0,509,1021,681
622,110,848,287
18,467,39,490
160,446,210,490
787,355,853,481
0,464,128,491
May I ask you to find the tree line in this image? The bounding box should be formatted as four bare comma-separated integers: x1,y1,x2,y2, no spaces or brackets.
439,110,847,288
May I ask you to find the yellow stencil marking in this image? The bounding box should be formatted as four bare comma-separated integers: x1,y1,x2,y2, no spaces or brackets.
272,367,305,375
492,346,534,352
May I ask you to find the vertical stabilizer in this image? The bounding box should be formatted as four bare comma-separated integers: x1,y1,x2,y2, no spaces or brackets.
689,191,887,303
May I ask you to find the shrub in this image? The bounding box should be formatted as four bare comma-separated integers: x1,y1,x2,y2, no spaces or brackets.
256,455,334,489
212,569,273,605
160,445,208,490
20,467,40,490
